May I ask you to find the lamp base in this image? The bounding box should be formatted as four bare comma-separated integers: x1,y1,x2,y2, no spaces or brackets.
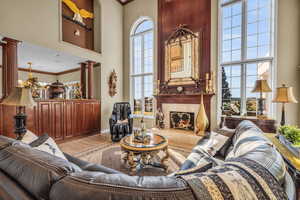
14,112,27,140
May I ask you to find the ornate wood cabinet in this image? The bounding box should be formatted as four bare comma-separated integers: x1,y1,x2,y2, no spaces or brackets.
0,99,101,141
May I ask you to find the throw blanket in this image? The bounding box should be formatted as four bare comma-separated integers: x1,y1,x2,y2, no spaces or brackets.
181,158,288,200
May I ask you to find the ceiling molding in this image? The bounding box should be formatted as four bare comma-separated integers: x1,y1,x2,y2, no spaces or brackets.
0,64,101,76
56,68,80,76
116,0,134,5
18,67,57,76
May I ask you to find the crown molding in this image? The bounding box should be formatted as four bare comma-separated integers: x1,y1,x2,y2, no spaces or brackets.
0,64,100,76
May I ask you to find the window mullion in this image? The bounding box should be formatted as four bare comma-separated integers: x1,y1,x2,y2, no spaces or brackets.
141,34,145,115
241,63,247,115
241,0,247,63
131,36,135,111
241,0,247,115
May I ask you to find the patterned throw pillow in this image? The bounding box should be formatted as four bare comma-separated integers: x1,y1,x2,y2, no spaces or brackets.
33,137,67,161
29,134,49,147
178,132,229,175
21,130,38,144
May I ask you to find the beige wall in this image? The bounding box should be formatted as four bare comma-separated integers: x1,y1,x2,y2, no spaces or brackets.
0,0,124,131
57,71,80,83
211,0,219,130
276,0,300,126
99,0,123,131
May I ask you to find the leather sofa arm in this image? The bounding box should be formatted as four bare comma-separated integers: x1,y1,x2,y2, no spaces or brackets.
64,153,123,174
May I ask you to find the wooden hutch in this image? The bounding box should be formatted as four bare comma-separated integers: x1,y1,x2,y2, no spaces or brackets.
0,37,101,142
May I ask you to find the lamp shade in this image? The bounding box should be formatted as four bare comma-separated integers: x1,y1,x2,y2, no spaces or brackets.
273,84,298,103
252,80,272,93
1,87,36,107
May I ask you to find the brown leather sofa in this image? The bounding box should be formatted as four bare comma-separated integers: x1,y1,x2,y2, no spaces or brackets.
0,121,296,200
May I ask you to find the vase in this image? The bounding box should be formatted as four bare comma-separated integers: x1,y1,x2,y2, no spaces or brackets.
195,93,209,136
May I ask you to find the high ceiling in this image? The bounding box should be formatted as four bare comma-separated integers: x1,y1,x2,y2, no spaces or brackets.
116,0,134,5
0,38,86,73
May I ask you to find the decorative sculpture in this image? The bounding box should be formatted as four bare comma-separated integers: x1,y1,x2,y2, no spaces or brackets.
108,70,117,97
62,0,94,25
195,93,209,136
156,108,165,129
73,83,83,99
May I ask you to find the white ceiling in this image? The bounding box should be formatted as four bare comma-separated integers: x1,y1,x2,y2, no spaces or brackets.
0,38,86,73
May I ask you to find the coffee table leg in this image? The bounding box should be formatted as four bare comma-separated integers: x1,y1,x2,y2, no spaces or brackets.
122,151,129,163
128,151,138,173
161,147,169,171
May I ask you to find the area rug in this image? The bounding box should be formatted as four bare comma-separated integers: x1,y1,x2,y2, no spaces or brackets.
59,134,191,176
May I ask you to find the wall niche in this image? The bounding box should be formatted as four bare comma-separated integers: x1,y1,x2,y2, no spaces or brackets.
61,0,101,53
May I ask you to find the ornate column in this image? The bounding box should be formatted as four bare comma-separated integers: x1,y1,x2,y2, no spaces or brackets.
1,37,19,98
80,62,87,99
1,42,7,99
87,61,95,99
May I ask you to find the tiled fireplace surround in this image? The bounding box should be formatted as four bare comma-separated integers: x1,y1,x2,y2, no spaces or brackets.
162,103,200,130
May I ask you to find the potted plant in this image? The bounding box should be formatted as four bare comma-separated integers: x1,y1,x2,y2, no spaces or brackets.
278,125,300,158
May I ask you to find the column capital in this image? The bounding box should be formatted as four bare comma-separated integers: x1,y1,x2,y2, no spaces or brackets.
2,37,20,45
86,60,97,65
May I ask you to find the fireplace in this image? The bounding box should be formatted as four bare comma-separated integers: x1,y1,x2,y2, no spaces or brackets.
170,111,195,131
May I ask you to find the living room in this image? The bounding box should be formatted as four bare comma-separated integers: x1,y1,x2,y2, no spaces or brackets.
0,0,299,199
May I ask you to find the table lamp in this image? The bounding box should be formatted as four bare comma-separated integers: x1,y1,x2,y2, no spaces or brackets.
1,87,36,140
273,84,298,126
252,79,272,118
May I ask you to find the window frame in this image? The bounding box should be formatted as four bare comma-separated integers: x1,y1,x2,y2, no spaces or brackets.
130,18,154,118
218,0,277,118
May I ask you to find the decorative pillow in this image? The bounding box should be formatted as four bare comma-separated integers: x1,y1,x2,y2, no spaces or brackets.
33,137,67,161
180,132,229,173
117,119,128,124
29,134,49,147
201,131,230,156
214,127,236,158
21,130,38,144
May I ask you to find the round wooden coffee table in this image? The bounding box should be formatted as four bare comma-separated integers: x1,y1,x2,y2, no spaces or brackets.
120,133,169,173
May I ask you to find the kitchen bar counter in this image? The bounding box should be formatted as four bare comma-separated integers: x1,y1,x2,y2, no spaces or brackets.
0,99,101,141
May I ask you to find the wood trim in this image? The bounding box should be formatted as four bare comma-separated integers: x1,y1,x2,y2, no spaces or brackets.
80,62,87,99
116,0,134,5
18,67,58,75
87,61,95,99
56,68,80,75
0,63,100,76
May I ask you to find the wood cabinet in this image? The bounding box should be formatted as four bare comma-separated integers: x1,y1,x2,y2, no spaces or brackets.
222,116,277,133
0,99,101,141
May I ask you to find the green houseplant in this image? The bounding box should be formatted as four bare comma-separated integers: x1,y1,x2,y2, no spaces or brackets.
278,125,300,158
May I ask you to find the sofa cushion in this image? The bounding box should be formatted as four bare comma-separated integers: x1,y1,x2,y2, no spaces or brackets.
0,136,17,150
0,143,80,200
0,170,35,200
226,120,287,185
50,171,194,200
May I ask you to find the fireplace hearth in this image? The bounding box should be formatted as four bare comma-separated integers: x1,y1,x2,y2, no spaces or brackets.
170,111,195,131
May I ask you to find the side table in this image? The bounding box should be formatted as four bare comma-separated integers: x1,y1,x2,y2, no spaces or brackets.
264,133,300,199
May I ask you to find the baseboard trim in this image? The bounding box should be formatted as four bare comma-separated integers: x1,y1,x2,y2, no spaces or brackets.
101,129,110,134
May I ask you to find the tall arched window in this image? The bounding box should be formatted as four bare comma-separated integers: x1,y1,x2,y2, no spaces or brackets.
131,18,154,116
